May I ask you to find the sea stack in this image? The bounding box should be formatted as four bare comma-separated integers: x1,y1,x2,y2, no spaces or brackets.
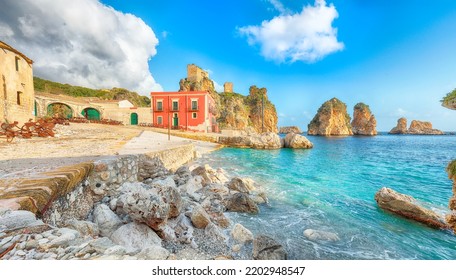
307,98,353,136
389,118,444,135
389,118,408,134
351,103,377,136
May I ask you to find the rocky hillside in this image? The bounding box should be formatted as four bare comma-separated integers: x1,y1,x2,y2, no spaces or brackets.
34,77,151,107
351,103,377,135
178,65,278,133
442,89,456,110
308,98,353,136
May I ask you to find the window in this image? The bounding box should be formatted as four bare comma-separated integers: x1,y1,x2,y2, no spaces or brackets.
192,112,197,119
156,100,163,111
157,116,163,125
191,100,198,110
172,100,179,111
15,57,20,71
16,91,22,105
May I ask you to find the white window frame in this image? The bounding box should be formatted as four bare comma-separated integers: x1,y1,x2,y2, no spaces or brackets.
192,112,197,119
157,116,163,125
156,99,163,111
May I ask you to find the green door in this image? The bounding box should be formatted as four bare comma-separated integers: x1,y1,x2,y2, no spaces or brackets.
81,108,101,120
130,113,138,125
173,114,178,127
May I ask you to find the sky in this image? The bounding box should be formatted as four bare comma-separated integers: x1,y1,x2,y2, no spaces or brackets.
1,0,455,131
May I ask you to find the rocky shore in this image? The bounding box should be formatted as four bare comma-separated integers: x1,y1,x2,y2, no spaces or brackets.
0,161,287,260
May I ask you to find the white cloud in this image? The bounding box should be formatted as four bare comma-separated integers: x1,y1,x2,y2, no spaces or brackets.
239,0,344,63
213,80,224,92
0,0,162,95
267,0,291,14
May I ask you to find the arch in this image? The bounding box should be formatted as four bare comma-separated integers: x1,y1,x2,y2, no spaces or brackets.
130,113,138,125
47,102,73,119
81,107,101,120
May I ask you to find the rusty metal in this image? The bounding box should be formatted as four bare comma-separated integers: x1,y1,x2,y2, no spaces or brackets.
69,117,122,125
0,118,59,142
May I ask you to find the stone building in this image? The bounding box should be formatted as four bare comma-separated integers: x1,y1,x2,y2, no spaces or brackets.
0,41,34,124
187,64,208,83
223,82,233,93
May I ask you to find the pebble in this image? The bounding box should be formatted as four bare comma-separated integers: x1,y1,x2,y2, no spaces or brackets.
25,239,38,250
16,250,26,256
34,234,43,240
38,238,49,245
17,242,26,250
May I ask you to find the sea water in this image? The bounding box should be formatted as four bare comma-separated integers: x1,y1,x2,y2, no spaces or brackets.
198,134,456,259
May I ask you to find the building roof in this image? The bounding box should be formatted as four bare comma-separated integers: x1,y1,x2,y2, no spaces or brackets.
150,91,209,96
0,41,33,65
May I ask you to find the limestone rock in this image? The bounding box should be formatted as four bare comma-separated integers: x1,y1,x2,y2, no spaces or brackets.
92,204,122,237
64,219,99,237
408,120,444,135
174,165,192,186
227,177,257,194
279,126,302,134
110,222,162,252
190,205,211,229
0,210,44,232
138,157,170,181
252,235,287,260
249,132,282,149
351,103,377,135
374,187,448,229
389,118,408,134
231,223,253,243
136,245,170,260
308,98,353,136
204,222,228,242
283,133,313,149
225,193,259,214
303,229,340,242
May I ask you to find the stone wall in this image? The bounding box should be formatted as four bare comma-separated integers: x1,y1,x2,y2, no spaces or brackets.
224,82,233,93
143,144,196,172
187,64,208,83
0,42,35,124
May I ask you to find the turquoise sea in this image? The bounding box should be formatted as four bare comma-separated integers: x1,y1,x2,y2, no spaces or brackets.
199,133,456,259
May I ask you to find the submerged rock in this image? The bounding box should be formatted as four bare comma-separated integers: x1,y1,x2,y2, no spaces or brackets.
252,235,287,260
303,229,340,242
283,133,313,149
374,187,448,229
351,103,377,135
307,98,353,136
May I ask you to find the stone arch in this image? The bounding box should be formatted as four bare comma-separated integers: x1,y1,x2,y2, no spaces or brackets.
47,102,74,119
81,107,101,120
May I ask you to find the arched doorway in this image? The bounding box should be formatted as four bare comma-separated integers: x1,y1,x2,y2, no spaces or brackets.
47,103,73,119
130,113,138,125
81,107,101,120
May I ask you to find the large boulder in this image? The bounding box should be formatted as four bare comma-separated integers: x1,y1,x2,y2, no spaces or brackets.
252,235,287,260
138,157,170,181
191,164,229,187
92,204,123,237
283,133,313,149
227,177,256,194
249,132,282,149
190,205,211,229
351,103,377,136
279,126,302,134
307,98,353,136
389,118,408,134
0,210,44,232
408,120,444,135
110,222,162,252
231,223,253,244
225,193,259,214
374,187,448,229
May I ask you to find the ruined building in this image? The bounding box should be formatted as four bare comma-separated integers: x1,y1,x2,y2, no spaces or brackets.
0,41,35,124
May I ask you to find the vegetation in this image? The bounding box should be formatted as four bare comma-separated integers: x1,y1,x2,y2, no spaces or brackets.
309,98,352,129
354,102,371,112
448,160,456,180
34,77,150,107
442,89,456,109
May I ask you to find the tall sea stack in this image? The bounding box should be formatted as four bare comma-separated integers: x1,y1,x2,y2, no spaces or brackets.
307,98,353,136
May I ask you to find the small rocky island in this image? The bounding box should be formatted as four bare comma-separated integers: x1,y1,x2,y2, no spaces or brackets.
389,118,444,135
307,98,353,136
351,103,377,135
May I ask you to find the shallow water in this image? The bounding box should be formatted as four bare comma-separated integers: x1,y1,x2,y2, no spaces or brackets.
199,134,456,259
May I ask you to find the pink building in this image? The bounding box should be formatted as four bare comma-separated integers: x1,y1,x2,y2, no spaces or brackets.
150,91,218,133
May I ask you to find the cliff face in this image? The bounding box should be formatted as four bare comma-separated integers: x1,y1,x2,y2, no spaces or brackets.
179,64,278,133
351,103,377,135
307,98,353,136
389,118,444,135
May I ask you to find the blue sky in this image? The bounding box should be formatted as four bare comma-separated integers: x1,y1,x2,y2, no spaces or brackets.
102,0,456,131
2,0,455,131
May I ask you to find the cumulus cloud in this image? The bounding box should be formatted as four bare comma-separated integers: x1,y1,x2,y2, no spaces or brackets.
0,0,162,95
239,0,344,63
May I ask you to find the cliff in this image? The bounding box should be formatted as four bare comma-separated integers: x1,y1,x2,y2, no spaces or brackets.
279,126,302,134
33,77,150,107
446,160,456,233
442,89,456,110
179,64,278,133
307,98,353,136
389,118,444,135
351,103,377,135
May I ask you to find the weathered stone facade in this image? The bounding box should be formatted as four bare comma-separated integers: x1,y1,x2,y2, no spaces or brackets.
187,64,209,83
224,82,233,93
0,41,34,124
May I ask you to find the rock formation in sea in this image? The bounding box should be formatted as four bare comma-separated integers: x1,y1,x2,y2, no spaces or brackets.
307,98,353,136
218,132,282,150
179,64,278,133
374,187,448,229
389,118,408,134
279,126,302,134
445,160,456,233
283,133,313,149
351,103,377,135
389,118,444,135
